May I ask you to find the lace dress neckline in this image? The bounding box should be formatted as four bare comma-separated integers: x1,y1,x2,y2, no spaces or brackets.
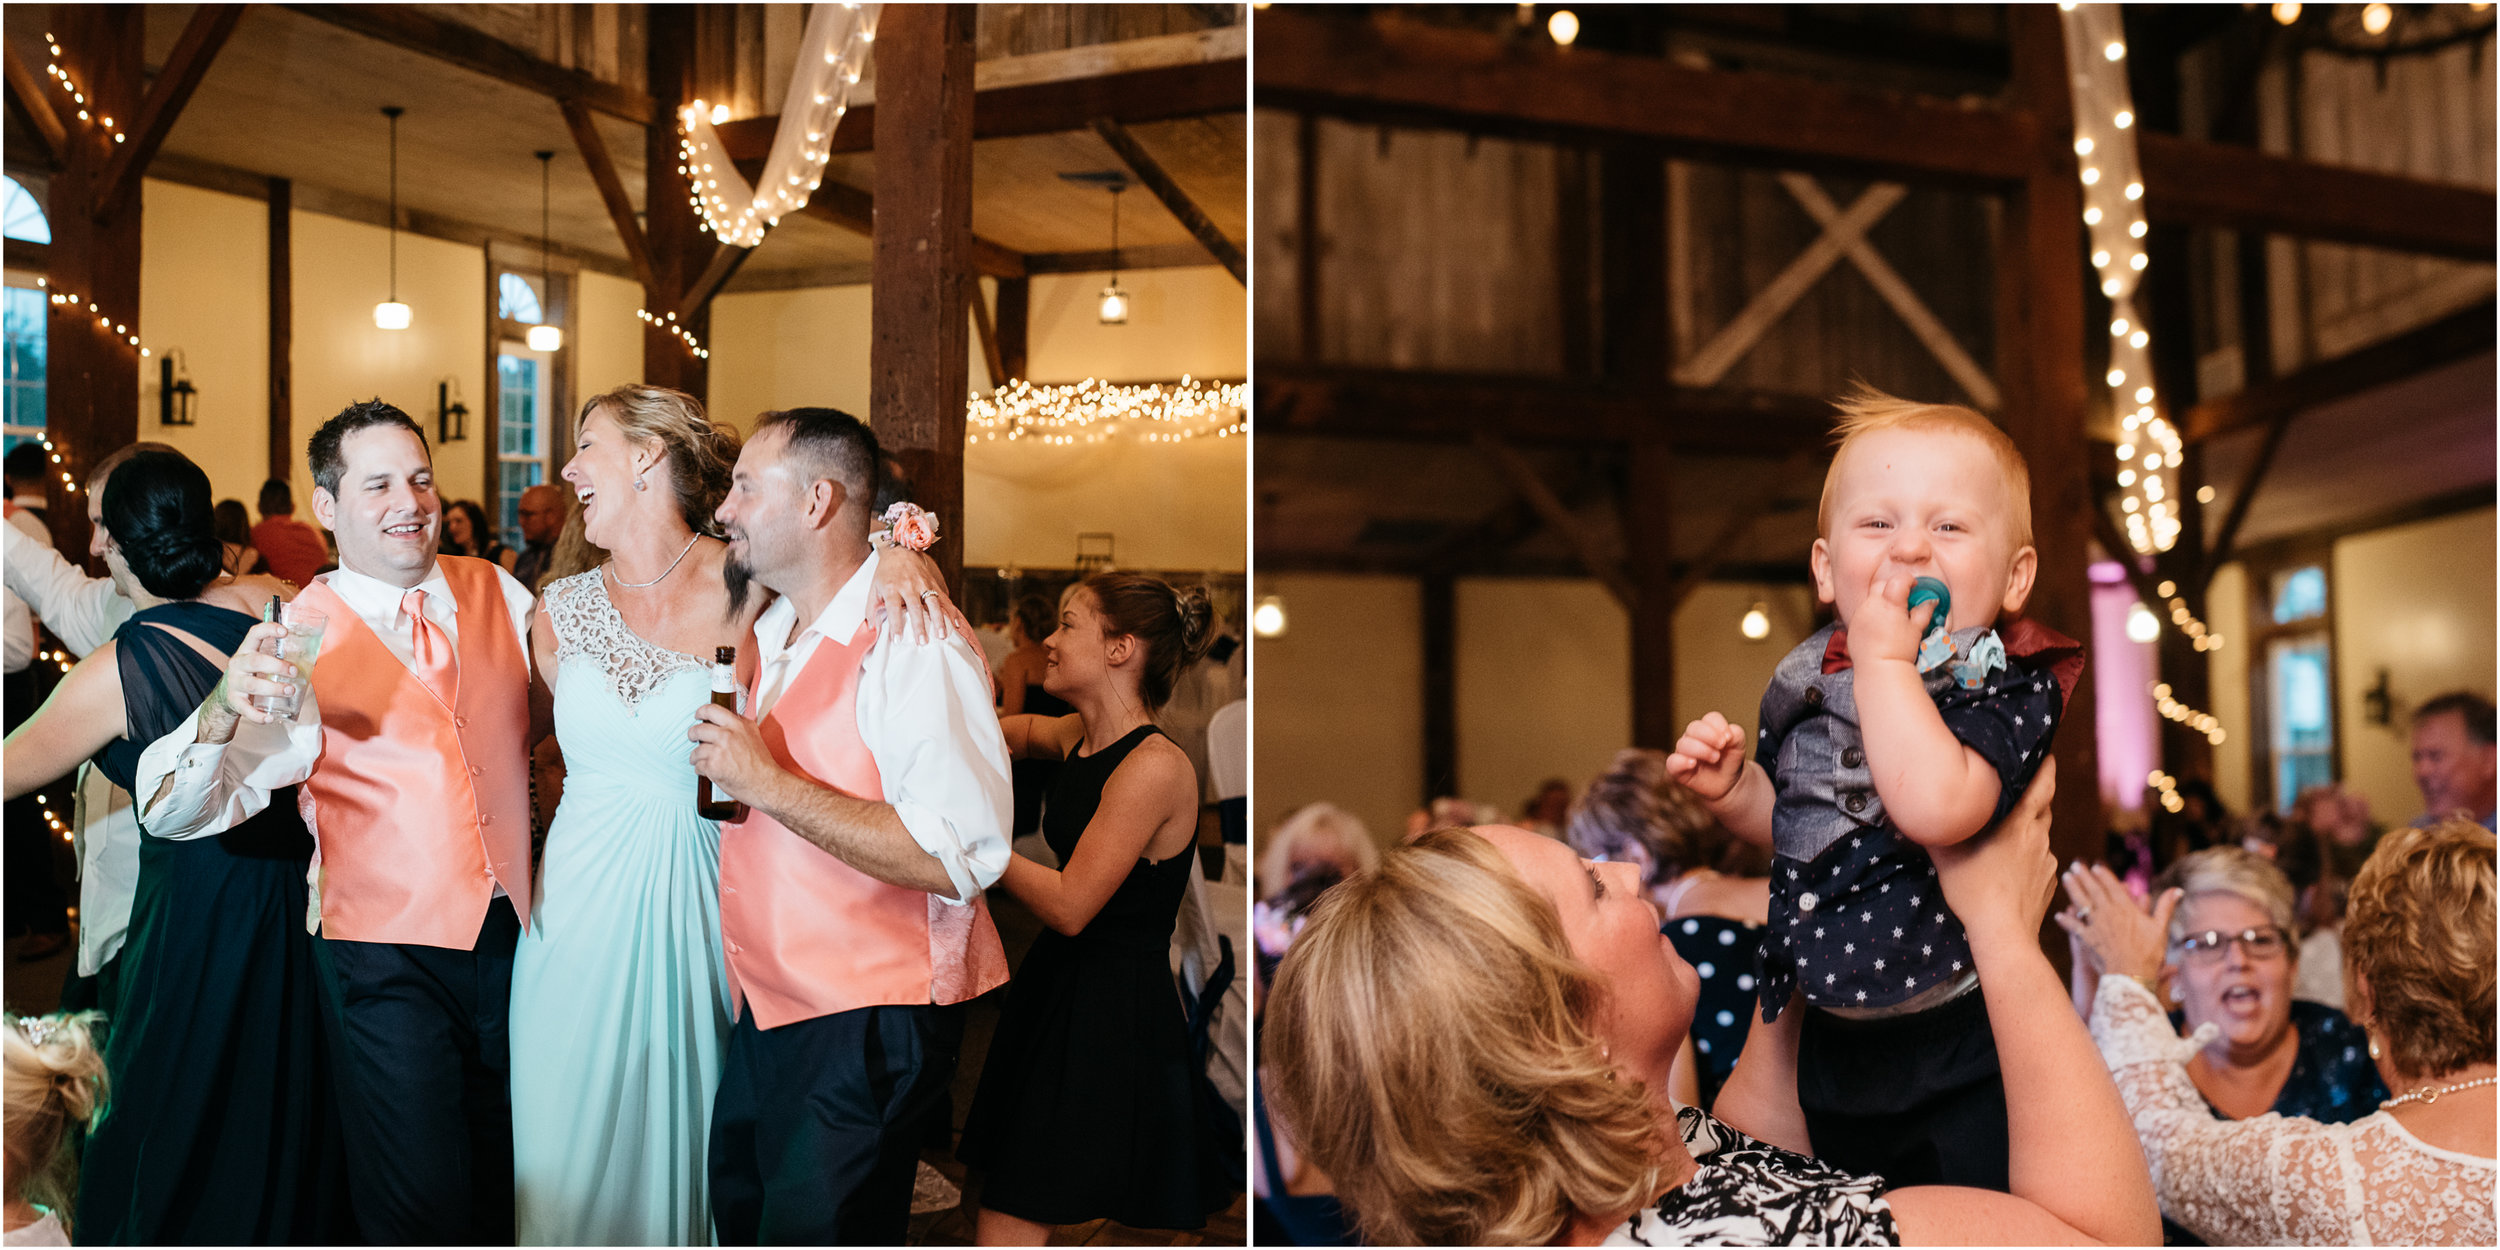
545,569,710,714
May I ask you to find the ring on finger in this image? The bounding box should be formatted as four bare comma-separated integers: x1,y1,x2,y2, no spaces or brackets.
2076,905,2093,922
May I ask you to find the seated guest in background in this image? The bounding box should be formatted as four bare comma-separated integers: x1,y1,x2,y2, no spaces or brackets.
4,443,49,543
211,499,265,575
509,483,566,591
5,1012,106,1247
250,477,329,585
2061,848,2384,1126
2411,691,2496,831
1255,802,1378,985
443,498,517,572
1266,760,2164,1247
1565,747,1768,1112
2072,820,2494,1245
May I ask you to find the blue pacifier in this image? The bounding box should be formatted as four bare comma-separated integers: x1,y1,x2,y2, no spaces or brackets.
1908,576,1954,672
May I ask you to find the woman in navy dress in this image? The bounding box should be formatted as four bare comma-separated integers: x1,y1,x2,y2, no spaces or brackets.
960,573,1239,1243
1,449,346,1244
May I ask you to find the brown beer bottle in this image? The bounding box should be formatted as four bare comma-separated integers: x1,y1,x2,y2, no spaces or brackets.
697,646,745,821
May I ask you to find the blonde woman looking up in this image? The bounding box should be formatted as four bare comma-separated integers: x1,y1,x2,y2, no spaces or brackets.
1265,759,2162,1246
2070,819,2494,1244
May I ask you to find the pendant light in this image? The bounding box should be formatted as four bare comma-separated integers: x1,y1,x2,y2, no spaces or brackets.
373,106,411,330
1097,184,1130,325
525,151,563,352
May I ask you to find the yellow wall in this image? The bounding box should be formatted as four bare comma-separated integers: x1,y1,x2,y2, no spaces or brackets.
707,266,1246,572
138,180,267,508
2332,507,2497,824
1456,578,1632,825
2206,562,2254,815
1249,573,1423,850
575,269,647,401
1675,582,1823,757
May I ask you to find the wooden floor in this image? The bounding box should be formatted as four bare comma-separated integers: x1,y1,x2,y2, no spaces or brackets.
3,880,1246,1249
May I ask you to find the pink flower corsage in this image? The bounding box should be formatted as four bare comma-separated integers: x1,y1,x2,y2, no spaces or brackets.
877,501,941,552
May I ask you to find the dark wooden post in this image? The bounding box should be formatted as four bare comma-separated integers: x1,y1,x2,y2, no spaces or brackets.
267,176,293,483
1602,147,1677,750
643,4,710,400
45,7,146,562
1999,6,2103,879
870,4,977,593
993,276,1029,384
1421,571,1457,804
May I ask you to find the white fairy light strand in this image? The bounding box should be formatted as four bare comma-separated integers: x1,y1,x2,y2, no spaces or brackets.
635,308,711,360
677,3,879,248
967,378,1247,446
2060,3,2177,555
41,32,128,144
2150,686,2227,747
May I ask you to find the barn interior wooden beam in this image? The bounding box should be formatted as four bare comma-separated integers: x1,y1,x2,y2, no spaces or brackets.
90,4,244,220
713,34,1245,162
1253,545,1815,586
1473,431,1634,607
559,98,656,292
2183,300,2495,444
675,241,752,323
1091,118,1243,283
4,45,66,164
283,3,655,124
2137,130,2495,262
782,176,1028,279
1256,364,1836,456
1254,8,2038,186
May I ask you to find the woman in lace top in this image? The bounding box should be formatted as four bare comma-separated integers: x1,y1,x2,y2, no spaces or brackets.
1264,759,2164,1246
2066,819,2494,1245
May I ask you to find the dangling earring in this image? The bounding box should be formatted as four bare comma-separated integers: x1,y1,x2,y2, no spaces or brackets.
2368,1036,2382,1061
2168,982,2185,1004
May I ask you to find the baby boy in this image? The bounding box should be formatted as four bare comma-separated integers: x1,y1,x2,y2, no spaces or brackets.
1667,387,2082,1191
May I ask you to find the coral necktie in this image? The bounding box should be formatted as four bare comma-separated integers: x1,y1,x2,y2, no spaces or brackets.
401,588,458,704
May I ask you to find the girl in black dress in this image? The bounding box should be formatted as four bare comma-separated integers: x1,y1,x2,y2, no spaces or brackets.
1,449,348,1244
961,573,1239,1243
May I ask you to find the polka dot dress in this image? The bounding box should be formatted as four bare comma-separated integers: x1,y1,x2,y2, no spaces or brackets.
1667,915,1764,1108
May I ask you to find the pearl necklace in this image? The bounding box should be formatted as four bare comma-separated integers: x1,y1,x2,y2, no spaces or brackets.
605,535,701,589
2380,1074,2499,1110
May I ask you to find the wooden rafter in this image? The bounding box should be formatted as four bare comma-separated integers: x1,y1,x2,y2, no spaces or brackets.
283,4,655,124
1473,431,1635,608
559,98,654,293
1663,443,1825,611
969,282,1006,387
1258,364,1836,456
787,177,1027,279
1091,118,1243,283
2138,130,2494,263
90,4,243,221
2201,406,2301,584
676,243,751,322
713,34,1245,162
2184,301,2495,443
1675,181,1907,386
4,45,65,163
1781,174,2000,410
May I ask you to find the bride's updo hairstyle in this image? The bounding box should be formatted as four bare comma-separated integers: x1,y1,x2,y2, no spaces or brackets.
5,1013,106,1231
577,385,740,538
99,449,225,600
1264,826,1667,1246
1079,573,1215,713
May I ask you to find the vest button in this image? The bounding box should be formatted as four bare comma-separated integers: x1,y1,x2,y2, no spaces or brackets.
455,717,467,729
471,765,485,777
724,885,737,894
1804,686,1824,707
479,815,493,826
1844,792,1867,815
1842,746,1864,769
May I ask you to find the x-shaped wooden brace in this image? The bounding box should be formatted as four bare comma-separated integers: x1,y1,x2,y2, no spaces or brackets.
1675,175,2000,412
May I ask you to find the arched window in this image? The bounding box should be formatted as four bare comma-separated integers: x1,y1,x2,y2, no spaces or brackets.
3,178,49,244
497,272,543,324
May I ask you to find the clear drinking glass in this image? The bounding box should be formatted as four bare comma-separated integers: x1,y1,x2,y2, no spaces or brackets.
255,602,327,719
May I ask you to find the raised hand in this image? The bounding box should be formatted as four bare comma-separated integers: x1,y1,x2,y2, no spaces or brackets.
868,544,954,645
2055,861,2177,984
209,621,304,728
1666,712,1748,802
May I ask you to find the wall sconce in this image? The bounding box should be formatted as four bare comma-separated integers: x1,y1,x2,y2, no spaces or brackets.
1740,601,1770,641
1253,594,1287,639
157,350,197,426
437,378,469,443
2362,667,2393,727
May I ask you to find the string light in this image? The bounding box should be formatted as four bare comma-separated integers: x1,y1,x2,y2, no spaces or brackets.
966,378,1246,446
43,288,154,362
2151,685,2228,746
677,4,878,247
635,308,711,359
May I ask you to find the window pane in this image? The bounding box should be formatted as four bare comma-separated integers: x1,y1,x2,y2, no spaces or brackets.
498,355,537,456
2270,565,2326,624
499,461,541,547
3,286,45,433
497,272,543,324
4,178,50,244
2268,633,2334,811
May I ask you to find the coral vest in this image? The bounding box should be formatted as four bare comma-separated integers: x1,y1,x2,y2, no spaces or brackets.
718,620,1009,1029
295,556,533,948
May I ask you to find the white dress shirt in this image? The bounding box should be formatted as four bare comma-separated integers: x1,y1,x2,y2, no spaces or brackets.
6,495,49,545
132,560,538,860
2,523,134,657
4,586,28,674
749,550,1012,908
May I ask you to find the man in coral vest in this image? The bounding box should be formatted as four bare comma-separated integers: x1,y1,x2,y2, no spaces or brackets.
134,401,539,1244
688,407,1012,1245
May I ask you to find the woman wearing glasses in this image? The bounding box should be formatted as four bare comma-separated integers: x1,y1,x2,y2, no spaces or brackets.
2060,834,2494,1244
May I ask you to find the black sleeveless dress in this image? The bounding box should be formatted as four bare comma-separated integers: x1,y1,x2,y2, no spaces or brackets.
959,725,1235,1229
75,602,351,1244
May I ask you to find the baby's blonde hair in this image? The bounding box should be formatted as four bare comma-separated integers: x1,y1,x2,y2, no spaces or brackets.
1817,384,2034,548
